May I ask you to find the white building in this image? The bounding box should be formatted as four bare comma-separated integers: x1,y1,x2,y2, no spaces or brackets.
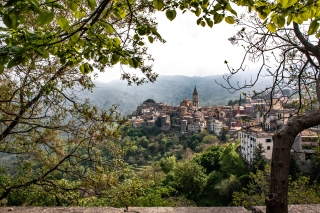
213,120,224,136
238,129,274,163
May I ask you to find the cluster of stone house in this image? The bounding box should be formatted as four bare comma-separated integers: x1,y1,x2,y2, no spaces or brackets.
238,97,319,168
130,87,262,136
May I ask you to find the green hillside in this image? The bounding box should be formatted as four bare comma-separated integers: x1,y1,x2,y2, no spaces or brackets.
80,74,271,114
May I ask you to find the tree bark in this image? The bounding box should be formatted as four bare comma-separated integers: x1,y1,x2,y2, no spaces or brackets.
266,110,320,213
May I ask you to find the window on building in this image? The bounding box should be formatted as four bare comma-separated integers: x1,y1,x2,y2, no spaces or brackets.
250,144,252,147
267,146,271,150
278,113,282,119
266,139,272,143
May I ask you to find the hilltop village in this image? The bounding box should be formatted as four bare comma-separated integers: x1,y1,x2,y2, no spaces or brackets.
129,87,319,167
130,86,259,137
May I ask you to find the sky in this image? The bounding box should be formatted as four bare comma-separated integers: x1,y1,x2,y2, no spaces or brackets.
96,8,254,83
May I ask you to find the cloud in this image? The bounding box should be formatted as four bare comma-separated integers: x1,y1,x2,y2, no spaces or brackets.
97,8,256,82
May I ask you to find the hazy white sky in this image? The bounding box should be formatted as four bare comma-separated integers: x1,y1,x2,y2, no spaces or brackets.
97,9,254,82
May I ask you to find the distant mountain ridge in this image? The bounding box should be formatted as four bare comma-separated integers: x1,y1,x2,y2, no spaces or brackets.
79,73,271,114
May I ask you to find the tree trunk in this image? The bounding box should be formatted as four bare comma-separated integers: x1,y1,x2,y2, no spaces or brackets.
265,130,294,212
266,111,320,213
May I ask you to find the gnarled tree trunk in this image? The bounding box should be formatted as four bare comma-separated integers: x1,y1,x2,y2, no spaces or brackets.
266,111,320,213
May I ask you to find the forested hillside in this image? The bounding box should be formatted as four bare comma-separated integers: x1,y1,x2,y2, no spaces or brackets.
80,73,271,114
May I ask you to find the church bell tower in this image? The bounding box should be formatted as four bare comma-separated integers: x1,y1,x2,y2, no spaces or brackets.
192,86,199,108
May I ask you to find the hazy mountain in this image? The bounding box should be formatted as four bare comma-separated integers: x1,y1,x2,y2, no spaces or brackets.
79,72,271,114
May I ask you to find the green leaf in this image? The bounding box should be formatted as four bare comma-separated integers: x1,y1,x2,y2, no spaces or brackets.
129,57,140,68
151,28,161,38
113,38,121,46
0,56,10,65
118,9,127,19
267,22,277,33
205,18,213,28
280,0,298,9
195,8,201,17
137,27,146,35
60,57,66,64
166,10,177,21
258,11,268,20
278,15,286,28
50,46,58,55
299,11,311,20
9,11,19,29
153,0,164,10
0,65,4,74
225,16,235,24
87,0,96,10
120,58,128,65
7,56,24,68
75,11,84,19
3,11,20,29
287,14,293,25
30,2,42,14
34,47,49,58
70,34,79,43
196,18,201,25
98,56,108,65
3,14,13,29
214,13,224,24
111,53,120,65
133,34,139,40
214,3,222,11
40,49,49,58
271,13,285,28
113,8,127,19
79,64,85,74
80,63,92,74
37,11,54,25
57,16,69,31
202,0,209,7
200,21,206,27
148,36,154,43
293,14,303,24
308,19,320,35
70,2,78,12
226,3,237,16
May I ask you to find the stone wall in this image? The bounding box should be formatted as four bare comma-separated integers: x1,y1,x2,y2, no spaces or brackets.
1,205,320,213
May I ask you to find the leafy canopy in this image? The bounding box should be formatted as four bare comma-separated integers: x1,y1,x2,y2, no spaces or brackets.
153,0,320,36
0,0,164,84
